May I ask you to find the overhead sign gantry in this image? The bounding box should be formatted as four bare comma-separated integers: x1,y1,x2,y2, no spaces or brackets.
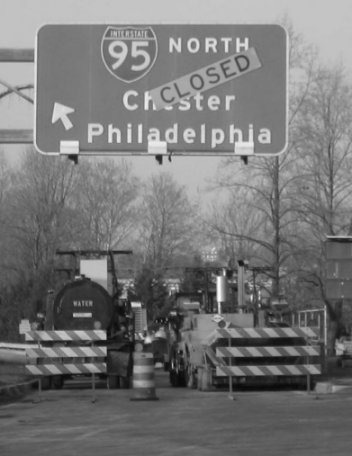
35,24,288,159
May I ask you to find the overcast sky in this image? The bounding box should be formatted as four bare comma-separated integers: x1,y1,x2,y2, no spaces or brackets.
1,0,352,197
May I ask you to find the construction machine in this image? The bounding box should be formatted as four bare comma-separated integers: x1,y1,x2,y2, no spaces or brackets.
167,266,321,390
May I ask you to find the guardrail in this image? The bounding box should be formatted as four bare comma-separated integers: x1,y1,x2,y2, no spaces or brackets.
0,342,35,365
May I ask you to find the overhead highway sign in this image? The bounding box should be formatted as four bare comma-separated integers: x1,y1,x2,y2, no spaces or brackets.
35,24,288,157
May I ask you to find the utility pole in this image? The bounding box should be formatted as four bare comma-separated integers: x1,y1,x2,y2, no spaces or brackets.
237,260,248,310
250,266,272,326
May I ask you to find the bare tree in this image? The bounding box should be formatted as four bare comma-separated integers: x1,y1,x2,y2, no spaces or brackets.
69,158,139,250
290,65,352,350
3,149,75,274
0,153,11,285
208,186,264,262
205,21,318,302
138,172,199,271
0,153,10,217
293,66,352,237
0,150,76,332
135,172,199,320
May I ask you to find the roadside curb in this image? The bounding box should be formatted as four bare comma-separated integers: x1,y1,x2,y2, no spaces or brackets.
0,379,37,404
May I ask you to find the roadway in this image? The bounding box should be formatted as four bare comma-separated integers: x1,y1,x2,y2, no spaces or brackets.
1,369,352,456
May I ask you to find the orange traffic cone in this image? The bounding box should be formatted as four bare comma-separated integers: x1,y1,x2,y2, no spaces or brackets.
130,352,159,401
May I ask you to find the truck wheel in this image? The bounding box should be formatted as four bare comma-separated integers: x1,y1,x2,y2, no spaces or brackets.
119,376,130,389
185,364,196,389
178,371,187,387
108,375,120,389
52,375,64,389
170,369,180,387
40,376,52,390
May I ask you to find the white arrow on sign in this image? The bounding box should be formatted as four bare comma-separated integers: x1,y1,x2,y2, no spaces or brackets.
52,102,75,130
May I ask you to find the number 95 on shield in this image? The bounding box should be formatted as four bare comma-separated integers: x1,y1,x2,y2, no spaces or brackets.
101,26,158,83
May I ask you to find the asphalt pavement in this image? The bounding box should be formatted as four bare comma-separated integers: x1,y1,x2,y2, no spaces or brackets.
1,369,352,456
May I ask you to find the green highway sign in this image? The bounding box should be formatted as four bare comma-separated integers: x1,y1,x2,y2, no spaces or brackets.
35,24,288,156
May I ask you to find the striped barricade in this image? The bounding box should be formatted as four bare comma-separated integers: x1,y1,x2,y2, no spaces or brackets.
25,330,107,343
213,327,321,389
25,330,107,390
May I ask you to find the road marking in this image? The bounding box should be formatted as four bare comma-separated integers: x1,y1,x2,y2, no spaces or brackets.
52,102,75,130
